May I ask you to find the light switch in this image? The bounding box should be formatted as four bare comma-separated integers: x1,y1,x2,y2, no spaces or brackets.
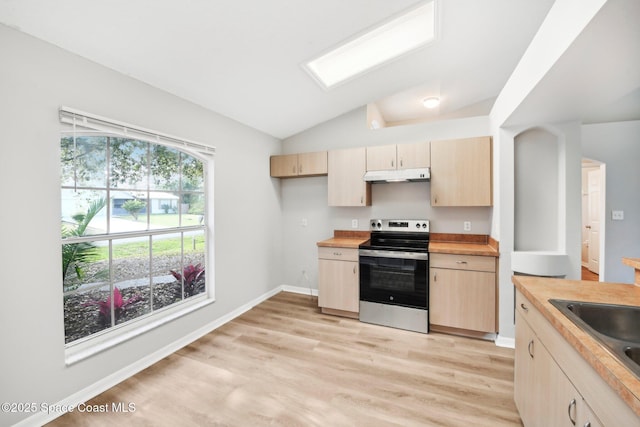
612,210,624,220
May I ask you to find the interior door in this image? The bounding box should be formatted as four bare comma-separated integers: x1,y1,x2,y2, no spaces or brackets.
587,169,601,274
581,168,589,266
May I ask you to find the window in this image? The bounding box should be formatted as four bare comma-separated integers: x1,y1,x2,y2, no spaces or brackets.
60,108,214,351
304,1,436,89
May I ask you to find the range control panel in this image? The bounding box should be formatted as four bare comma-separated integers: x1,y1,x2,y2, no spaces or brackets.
370,219,429,232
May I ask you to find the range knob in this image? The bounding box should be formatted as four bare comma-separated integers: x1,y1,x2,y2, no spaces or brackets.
415,223,421,229
422,223,427,228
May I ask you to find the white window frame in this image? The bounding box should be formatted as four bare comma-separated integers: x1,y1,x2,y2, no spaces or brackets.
59,107,215,365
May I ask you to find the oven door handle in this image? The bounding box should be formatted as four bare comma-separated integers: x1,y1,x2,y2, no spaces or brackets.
359,249,429,261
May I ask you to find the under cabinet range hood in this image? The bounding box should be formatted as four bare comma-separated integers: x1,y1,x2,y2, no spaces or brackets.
363,167,430,183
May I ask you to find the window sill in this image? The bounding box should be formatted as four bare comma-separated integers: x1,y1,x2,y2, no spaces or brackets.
65,296,215,365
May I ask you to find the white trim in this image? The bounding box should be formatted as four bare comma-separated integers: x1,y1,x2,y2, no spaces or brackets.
65,296,214,365
17,286,283,427
281,284,318,296
495,335,515,349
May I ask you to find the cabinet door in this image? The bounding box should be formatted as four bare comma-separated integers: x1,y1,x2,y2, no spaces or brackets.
515,310,538,427
397,141,430,169
515,310,560,427
318,259,359,313
430,136,492,206
429,267,496,332
328,147,371,206
366,144,397,171
270,154,298,177
297,151,327,176
581,401,604,427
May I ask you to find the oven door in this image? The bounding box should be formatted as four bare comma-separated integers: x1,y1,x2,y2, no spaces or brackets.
359,249,428,309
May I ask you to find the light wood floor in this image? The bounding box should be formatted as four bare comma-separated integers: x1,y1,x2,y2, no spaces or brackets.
48,292,521,426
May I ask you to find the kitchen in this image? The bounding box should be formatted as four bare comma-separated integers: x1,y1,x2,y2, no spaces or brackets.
1,0,639,426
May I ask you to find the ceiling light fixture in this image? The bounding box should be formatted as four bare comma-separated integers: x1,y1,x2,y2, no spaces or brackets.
304,1,436,90
422,97,440,108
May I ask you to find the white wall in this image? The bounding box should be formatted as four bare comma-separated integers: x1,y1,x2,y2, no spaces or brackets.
514,128,561,251
280,107,493,290
582,120,640,283
0,24,283,426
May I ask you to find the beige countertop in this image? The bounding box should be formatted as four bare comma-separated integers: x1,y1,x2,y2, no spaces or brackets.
317,230,370,249
429,233,499,257
623,258,640,285
624,258,640,269
317,232,500,255
513,275,640,416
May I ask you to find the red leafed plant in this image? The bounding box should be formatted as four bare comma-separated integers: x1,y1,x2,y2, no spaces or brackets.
84,287,141,325
170,263,205,297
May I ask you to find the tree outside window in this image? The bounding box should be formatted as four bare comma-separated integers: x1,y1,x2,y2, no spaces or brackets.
61,135,207,344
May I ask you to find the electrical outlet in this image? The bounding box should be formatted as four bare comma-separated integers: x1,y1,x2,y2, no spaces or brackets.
463,221,471,231
301,218,308,227
351,219,359,229
612,210,624,220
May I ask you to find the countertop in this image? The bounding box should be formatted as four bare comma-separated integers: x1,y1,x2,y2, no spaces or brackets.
513,275,640,416
429,233,499,257
624,258,640,270
623,258,640,286
317,230,370,249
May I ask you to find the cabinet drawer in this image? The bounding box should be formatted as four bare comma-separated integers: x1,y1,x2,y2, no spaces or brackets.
318,247,359,262
515,289,549,336
430,253,495,272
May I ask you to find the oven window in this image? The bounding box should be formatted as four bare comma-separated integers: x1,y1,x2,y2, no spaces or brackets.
359,255,428,308
370,259,417,292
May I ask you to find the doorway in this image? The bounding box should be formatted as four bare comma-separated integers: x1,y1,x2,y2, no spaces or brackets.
581,159,605,281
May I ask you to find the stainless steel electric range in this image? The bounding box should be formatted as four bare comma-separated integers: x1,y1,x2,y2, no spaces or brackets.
359,219,429,333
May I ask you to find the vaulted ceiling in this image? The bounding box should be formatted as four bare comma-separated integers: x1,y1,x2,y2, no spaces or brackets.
0,0,638,139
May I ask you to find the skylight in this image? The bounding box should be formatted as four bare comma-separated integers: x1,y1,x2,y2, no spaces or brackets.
304,1,436,89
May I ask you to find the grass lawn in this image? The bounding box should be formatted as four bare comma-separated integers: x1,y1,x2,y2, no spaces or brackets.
92,234,205,260
116,213,203,227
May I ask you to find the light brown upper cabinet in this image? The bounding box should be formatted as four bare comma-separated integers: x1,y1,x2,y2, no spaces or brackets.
430,136,492,206
270,151,327,178
328,147,371,207
366,142,430,171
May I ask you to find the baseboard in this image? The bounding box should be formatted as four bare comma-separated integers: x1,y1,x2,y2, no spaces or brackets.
495,335,516,349
281,284,318,296
14,286,284,427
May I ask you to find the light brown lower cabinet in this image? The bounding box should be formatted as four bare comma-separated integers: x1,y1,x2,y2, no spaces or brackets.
515,290,637,426
318,247,359,318
429,253,497,334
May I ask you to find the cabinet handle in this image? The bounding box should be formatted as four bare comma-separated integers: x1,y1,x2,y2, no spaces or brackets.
391,159,394,168
527,340,534,359
433,273,437,282
360,196,363,204
333,252,342,256
568,399,577,425
456,261,468,264
520,303,529,312
400,159,403,167
434,195,438,204
353,265,356,274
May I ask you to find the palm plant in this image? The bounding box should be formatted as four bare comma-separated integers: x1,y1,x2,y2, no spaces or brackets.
62,197,106,286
